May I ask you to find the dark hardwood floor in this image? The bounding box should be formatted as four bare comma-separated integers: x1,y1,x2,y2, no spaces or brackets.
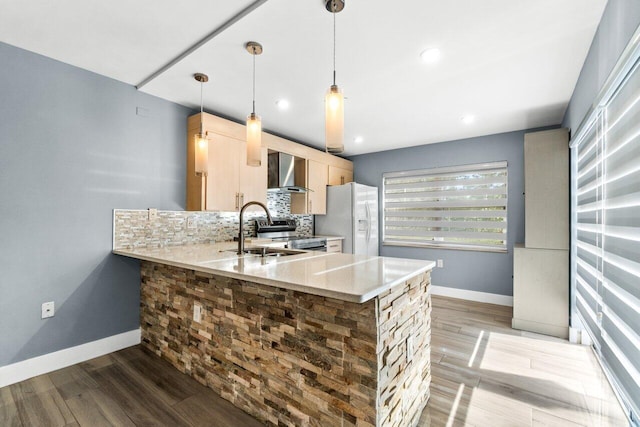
1,296,627,426
1,345,264,427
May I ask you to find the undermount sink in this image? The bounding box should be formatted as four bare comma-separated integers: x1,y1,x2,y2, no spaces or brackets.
225,247,305,257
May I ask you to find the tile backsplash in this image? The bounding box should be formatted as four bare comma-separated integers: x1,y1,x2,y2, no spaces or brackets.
113,192,312,250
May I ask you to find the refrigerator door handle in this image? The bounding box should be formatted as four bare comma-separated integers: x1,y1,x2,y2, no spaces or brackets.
365,201,371,244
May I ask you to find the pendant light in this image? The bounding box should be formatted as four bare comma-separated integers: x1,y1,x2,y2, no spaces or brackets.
246,41,263,167
325,0,345,154
194,73,209,175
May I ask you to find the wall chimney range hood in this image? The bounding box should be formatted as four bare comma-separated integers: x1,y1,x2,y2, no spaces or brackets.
267,152,310,193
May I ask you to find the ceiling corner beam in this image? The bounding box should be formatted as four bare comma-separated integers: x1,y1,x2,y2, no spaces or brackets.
136,0,269,90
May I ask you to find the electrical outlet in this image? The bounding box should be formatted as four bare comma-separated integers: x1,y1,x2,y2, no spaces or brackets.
193,303,202,323
187,216,197,229
148,208,158,220
42,301,55,319
136,106,151,117
437,259,444,268
406,336,414,363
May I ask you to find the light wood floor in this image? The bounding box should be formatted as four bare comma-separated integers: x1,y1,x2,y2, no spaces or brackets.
0,296,627,426
420,296,627,427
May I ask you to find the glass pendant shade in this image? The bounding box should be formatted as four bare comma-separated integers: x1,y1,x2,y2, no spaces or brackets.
246,113,262,167
325,84,344,153
245,41,263,167
194,132,209,174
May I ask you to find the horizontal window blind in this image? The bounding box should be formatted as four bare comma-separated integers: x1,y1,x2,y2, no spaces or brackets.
572,56,640,422
602,60,640,416
382,161,507,252
575,117,604,349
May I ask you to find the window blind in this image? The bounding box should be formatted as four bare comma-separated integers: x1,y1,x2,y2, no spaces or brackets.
601,61,640,415
575,117,604,350
382,161,507,252
572,58,640,422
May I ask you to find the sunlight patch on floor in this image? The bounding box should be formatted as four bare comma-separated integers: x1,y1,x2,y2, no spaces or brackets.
446,383,465,427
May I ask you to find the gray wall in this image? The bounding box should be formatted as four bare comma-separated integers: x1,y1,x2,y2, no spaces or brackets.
350,128,554,297
563,0,640,132
0,42,191,367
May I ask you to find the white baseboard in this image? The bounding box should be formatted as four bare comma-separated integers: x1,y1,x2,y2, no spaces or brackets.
569,327,581,344
512,318,569,339
571,328,593,346
430,285,513,307
0,329,140,388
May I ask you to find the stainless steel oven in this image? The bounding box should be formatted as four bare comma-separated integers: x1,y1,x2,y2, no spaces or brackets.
286,236,327,251
255,219,328,251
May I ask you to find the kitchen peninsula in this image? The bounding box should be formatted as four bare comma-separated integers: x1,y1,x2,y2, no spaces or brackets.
114,242,434,426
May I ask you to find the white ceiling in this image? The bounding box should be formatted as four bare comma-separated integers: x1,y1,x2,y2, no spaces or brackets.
0,0,607,156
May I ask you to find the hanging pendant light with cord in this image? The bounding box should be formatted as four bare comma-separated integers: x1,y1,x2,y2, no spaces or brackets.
325,0,345,154
246,41,263,167
194,73,209,175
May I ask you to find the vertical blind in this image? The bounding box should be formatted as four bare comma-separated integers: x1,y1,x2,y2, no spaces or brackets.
572,58,640,422
382,161,507,252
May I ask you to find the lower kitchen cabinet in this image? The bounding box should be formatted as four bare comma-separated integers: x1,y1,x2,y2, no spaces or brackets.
512,245,569,338
326,238,343,253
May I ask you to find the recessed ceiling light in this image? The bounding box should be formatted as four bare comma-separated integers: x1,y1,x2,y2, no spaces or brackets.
275,99,290,110
354,136,364,144
461,115,475,124
420,48,441,64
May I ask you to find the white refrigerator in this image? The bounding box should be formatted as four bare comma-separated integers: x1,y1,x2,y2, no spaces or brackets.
315,183,379,256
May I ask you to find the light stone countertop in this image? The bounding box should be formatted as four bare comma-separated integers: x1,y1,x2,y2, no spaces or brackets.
113,242,434,303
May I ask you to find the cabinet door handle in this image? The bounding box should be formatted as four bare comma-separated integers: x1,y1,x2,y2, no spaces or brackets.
341,176,345,185
309,199,312,213
235,193,239,210
240,193,244,207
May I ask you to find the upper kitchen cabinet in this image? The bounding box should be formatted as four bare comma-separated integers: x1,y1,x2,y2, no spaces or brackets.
264,128,353,216
291,159,328,215
308,160,328,214
187,114,267,211
328,165,353,186
187,112,353,213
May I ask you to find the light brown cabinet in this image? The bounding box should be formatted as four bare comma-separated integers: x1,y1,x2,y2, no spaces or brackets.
207,134,241,211
187,126,267,211
239,141,268,209
308,160,328,214
328,165,353,186
326,238,343,253
187,112,352,214
291,159,328,215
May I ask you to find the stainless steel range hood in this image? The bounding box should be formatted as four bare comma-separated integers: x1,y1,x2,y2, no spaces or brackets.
267,152,310,193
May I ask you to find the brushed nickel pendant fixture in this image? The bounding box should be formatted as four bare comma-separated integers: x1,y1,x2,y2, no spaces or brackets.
246,41,263,167
325,0,345,154
194,72,209,175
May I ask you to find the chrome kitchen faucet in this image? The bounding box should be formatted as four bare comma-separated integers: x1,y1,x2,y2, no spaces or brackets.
238,201,273,255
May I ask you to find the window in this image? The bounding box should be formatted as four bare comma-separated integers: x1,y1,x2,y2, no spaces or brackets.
382,161,508,252
571,47,640,421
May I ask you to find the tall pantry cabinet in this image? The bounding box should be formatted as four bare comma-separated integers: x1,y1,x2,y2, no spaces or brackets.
512,128,569,339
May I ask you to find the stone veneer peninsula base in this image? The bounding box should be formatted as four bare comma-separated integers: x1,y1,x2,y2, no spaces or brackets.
139,261,431,427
